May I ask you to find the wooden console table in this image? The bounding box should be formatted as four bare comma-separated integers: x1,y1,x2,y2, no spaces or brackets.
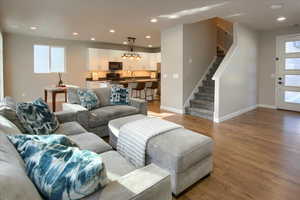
44,87,67,112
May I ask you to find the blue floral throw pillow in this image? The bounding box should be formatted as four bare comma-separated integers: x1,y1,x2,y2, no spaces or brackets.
110,87,130,105
77,89,100,110
8,136,108,200
16,98,59,135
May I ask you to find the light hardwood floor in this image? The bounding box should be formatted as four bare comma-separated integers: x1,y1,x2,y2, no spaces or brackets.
147,101,300,200
55,101,300,200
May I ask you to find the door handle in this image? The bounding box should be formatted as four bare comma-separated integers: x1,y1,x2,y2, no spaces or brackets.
278,77,282,80
278,81,283,85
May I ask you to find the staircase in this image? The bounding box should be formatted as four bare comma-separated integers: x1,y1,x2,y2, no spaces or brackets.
185,55,224,120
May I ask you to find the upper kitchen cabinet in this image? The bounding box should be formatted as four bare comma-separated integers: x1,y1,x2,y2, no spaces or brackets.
88,48,109,71
88,48,161,71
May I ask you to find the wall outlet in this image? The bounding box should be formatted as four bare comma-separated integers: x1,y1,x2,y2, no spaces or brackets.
188,57,193,64
22,93,26,97
163,74,168,78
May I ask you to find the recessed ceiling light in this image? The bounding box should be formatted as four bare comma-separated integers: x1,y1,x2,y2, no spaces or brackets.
91,37,95,41
277,16,287,22
30,26,37,30
145,35,151,39
168,15,179,19
73,32,79,36
109,29,115,33
150,18,158,23
271,4,283,10
148,45,153,48
123,41,128,45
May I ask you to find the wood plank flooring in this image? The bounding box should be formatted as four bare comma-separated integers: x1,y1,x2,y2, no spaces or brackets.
55,101,300,199
148,101,300,200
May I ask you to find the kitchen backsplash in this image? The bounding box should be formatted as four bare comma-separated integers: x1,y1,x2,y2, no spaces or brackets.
88,70,157,80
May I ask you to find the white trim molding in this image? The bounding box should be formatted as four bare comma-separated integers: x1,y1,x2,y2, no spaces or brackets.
183,56,217,108
257,104,277,109
160,105,184,114
214,105,257,123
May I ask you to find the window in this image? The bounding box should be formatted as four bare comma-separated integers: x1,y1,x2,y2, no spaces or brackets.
34,45,65,73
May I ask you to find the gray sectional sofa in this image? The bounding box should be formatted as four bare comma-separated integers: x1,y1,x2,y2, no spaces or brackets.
0,107,172,200
63,87,148,137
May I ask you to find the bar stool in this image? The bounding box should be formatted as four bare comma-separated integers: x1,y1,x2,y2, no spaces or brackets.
131,82,146,99
146,82,159,101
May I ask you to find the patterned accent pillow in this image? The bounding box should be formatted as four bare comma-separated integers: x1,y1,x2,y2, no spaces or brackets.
16,98,60,135
77,89,100,110
110,86,130,105
8,137,108,200
7,134,78,151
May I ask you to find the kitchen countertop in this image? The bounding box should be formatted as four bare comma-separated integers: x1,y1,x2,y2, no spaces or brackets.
86,78,159,84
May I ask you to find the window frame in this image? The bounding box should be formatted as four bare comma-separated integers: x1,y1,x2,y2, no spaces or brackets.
33,44,66,74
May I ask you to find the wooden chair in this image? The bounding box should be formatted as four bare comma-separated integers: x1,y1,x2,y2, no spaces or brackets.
146,82,159,101
131,82,146,99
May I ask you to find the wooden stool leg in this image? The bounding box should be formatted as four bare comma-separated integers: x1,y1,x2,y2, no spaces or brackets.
52,92,56,112
44,90,48,102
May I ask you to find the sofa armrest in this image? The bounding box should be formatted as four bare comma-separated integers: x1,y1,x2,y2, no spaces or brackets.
130,98,148,115
62,103,90,129
55,111,77,123
97,164,172,200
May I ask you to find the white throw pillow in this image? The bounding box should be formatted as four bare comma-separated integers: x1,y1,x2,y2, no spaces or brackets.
0,115,21,134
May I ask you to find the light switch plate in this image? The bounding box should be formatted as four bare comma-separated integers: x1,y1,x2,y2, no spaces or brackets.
173,73,179,79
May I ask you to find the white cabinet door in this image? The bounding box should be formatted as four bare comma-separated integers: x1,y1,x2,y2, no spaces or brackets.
98,49,109,71
148,53,157,71
88,48,109,71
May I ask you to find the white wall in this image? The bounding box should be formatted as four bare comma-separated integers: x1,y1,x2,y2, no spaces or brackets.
0,30,3,100
161,25,184,113
161,20,216,113
183,20,216,104
3,33,153,102
258,27,300,107
213,24,259,122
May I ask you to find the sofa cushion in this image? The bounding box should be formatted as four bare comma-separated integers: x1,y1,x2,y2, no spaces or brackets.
69,132,112,154
0,114,22,134
110,87,130,105
108,114,147,138
101,151,136,181
16,98,60,135
0,100,27,133
89,105,139,128
9,138,109,200
93,87,111,107
54,121,87,135
0,134,43,200
78,89,100,110
147,128,213,173
67,87,81,104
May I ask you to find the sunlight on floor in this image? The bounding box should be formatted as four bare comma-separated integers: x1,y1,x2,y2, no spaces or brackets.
148,111,175,118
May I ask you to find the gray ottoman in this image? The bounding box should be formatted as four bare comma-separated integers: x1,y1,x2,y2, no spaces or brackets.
108,114,213,195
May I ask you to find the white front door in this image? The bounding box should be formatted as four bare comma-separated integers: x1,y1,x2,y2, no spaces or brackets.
276,34,300,112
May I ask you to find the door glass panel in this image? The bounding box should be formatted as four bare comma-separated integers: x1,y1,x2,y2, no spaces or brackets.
285,41,300,53
285,58,300,70
285,91,300,104
285,75,300,87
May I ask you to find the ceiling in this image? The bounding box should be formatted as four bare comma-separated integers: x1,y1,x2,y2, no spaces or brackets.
0,0,300,47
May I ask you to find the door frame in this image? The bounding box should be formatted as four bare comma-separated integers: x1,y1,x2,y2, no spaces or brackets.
275,33,300,111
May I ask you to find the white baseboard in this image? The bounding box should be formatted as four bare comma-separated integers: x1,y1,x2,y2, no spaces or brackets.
257,104,276,109
160,105,184,114
214,105,257,123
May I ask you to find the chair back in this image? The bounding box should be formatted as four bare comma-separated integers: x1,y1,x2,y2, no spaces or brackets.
150,82,159,89
136,82,146,90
